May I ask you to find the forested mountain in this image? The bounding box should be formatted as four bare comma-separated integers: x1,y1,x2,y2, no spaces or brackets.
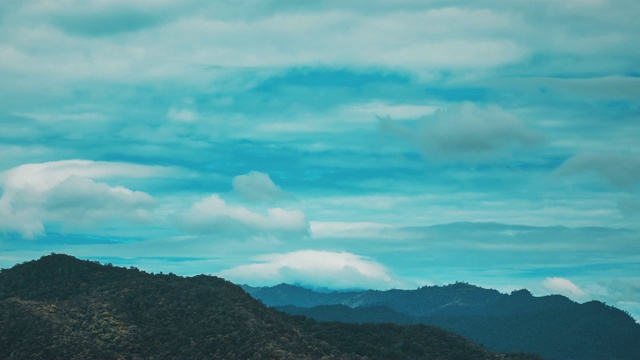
0,254,541,360
243,284,640,360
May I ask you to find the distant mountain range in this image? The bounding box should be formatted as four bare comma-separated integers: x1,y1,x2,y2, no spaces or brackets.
242,283,640,360
0,254,541,359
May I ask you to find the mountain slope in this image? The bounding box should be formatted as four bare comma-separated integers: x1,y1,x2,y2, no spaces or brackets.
277,304,418,324
244,283,640,360
0,254,540,360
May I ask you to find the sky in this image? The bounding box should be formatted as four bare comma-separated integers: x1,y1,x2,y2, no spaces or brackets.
1,0,639,320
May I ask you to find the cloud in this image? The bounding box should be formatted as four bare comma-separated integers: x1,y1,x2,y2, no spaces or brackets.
556,153,640,189
32,0,181,37
16,111,108,123
43,176,155,223
618,199,640,218
310,221,395,239
151,8,526,70
0,160,167,191
232,171,293,203
491,76,640,103
218,250,405,289
0,3,530,90
2,0,638,97
341,102,440,121
178,194,307,237
542,277,587,299
166,107,199,123
381,102,545,161
52,9,160,37
0,160,165,238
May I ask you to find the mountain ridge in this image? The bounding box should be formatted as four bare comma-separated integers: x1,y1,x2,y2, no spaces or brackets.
0,254,541,360
243,283,640,360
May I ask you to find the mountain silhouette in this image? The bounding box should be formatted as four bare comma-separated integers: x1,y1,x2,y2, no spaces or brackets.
0,254,541,359
243,283,640,360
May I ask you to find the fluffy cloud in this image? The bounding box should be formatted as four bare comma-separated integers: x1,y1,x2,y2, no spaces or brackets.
0,160,163,238
43,176,155,223
542,277,587,299
556,153,640,189
381,102,544,161
232,171,293,203
218,250,405,290
178,194,307,237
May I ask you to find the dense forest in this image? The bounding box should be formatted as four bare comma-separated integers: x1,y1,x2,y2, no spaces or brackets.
244,284,640,360
0,254,542,360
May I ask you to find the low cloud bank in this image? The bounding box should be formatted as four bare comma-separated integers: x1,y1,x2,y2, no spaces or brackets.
218,250,409,290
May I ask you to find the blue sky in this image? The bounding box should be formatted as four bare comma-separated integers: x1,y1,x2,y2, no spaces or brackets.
1,0,639,319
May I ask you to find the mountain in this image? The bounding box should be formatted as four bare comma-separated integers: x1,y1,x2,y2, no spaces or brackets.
277,304,418,324
0,254,541,360
243,283,640,360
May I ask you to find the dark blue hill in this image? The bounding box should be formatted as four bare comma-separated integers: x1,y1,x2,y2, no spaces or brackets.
243,283,640,360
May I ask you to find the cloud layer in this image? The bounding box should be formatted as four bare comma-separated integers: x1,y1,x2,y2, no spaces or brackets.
218,250,404,290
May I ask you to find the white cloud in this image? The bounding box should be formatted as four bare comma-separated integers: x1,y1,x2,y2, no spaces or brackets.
0,4,530,91
43,176,155,223
556,153,640,189
218,250,405,289
341,102,440,121
542,277,588,299
1,0,638,96
0,160,167,191
381,102,545,161
178,194,307,236
166,107,199,122
154,9,526,70
0,160,164,238
232,171,293,203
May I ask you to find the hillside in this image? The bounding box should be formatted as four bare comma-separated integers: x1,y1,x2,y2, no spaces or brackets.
0,254,541,360
244,284,640,360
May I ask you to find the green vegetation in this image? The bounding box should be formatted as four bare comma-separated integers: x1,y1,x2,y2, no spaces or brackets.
0,254,541,359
